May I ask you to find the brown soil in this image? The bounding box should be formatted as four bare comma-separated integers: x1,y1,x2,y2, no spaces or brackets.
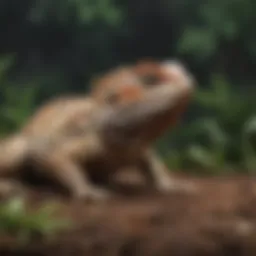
1,174,256,256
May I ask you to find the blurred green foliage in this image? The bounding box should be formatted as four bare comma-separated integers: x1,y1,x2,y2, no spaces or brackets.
0,197,72,243
0,56,39,135
161,75,256,173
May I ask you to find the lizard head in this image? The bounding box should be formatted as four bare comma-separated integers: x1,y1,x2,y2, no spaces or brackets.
92,60,196,150
90,59,173,102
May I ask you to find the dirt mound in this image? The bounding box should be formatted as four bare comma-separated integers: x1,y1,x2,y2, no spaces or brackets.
1,175,256,256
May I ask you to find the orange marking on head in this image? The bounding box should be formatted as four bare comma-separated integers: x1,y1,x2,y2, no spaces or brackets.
117,85,144,104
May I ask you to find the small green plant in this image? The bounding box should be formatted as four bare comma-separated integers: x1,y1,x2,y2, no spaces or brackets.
0,197,72,244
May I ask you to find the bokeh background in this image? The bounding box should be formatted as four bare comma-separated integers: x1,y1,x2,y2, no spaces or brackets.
0,0,255,173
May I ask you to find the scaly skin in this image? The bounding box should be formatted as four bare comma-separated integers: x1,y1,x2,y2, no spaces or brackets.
0,60,196,200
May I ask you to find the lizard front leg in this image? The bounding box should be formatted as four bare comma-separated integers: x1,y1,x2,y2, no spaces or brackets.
140,149,198,194
31,150,112,200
